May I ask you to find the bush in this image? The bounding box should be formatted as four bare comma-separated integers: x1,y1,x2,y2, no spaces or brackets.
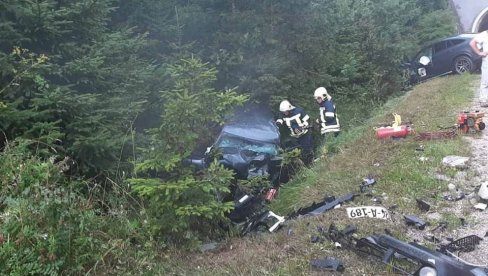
0,138,152,275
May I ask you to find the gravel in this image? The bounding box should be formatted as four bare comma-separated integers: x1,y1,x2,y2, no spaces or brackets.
446,89,488,266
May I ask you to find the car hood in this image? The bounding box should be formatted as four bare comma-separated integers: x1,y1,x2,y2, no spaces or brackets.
219,104,280,145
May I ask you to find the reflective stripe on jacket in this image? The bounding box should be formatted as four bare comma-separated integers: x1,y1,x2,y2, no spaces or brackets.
319,100,340,134
281,107,310,138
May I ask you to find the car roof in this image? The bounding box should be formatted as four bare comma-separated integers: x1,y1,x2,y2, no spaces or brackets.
219,103,280,145
419,33,474,49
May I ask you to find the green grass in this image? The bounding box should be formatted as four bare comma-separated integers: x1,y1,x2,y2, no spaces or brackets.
161,74,479,275
272,74,475,215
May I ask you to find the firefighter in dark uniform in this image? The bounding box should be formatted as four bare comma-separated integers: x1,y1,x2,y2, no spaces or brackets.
276,100,313,165
314,87,340,137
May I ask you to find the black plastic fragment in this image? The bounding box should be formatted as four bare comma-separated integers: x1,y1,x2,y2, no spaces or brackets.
310,257,345,272
416,198,431,211
310,236,324,243
360,177,376,192
443,192,465,201
442,235,483,253
404,215,427,230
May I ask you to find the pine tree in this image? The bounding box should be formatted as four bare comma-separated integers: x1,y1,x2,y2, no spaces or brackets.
129,56,247,243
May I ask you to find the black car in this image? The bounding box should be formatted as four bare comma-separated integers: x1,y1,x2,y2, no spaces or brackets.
404,34,482,84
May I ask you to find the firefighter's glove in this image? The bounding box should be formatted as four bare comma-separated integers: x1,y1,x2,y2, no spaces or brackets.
294,127,304,135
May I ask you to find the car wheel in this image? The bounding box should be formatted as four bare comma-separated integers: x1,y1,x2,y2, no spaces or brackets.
453,55,474,74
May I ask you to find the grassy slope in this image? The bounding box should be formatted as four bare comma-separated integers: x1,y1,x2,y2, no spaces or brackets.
162,74,477,275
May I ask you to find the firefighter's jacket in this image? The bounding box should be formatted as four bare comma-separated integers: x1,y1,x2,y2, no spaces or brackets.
277,107,310,138
318,100,340,134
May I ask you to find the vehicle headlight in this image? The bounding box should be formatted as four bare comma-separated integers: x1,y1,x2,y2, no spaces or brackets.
418,266,437,276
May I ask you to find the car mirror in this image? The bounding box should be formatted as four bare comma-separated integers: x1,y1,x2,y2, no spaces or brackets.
418,56,431,66
205,146,213,155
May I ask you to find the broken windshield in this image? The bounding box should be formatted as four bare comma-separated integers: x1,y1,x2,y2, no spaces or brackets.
216,134,279,156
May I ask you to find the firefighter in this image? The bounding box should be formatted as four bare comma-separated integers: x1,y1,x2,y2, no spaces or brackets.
276,100,313,165
314,87,340,137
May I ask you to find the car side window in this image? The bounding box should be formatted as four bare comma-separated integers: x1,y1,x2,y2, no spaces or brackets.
447,39,464,48
432,41,447,54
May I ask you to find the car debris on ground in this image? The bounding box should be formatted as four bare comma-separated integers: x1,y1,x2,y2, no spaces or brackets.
346,206,390,220
404,215,427,230
311,223,488,275
287,192,358,218
440,235,483,253
230,193,286,236
416,198,432,211
360,177,376,192
310,257,345,272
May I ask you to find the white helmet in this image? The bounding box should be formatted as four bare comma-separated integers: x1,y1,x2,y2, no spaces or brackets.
279,100,295,112
314,87,331,100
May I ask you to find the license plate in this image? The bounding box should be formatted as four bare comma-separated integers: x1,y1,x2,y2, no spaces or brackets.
346,206,390,220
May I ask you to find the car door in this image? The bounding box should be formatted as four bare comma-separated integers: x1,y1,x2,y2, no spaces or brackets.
431,40,451,76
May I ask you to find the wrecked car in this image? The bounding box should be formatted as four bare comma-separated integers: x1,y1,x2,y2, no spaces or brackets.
187,103,285,190
402,34,482,85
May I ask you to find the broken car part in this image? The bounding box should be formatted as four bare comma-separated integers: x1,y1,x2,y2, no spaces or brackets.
240,210,285,236
360,177,376,192
310,257,345,272
404,215,427,230
315,224,488,275
416,198,432,212
356,234,488,276
440,235,483,253
229,194,285,236
287,192,358,218
228,194,265,223
264,187,278,202
443,191,465,201
307,193,358,216
346,206,390,220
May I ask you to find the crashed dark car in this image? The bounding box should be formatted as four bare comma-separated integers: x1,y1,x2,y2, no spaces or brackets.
403,34,482,84
188,104,283,185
